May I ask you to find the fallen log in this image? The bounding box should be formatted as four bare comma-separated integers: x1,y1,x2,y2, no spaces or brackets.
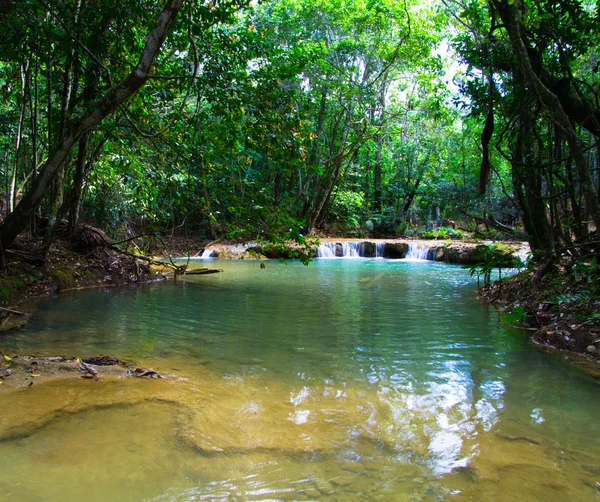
183,268,223,275
108,245,187,274
458,209,516,234
5,248,45,266
0,306,27,316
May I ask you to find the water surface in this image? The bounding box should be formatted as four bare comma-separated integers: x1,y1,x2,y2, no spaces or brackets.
1,259,599,501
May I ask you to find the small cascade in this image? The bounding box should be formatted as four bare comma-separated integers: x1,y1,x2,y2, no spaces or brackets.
316,242,337,258
199,249,215,259
404,243,430,261
315,241,402,259
341,242,361,258
316,241,367,258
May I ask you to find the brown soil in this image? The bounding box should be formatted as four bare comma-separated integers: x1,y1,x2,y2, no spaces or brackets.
480,267,600,375
0,235,167,326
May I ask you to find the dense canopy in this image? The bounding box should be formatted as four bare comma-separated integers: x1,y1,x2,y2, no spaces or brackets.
1,0,599,267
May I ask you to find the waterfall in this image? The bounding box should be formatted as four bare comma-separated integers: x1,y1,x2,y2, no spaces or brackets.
316,241,363,258
404,243,430,261
316,242,336,258
199,249,215,259
315,241,387,259
341,242,361,258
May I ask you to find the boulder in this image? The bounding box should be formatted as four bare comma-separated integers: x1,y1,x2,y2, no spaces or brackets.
360,241,375,257
428,247,444,261
383,242,408,258
435,245,486,265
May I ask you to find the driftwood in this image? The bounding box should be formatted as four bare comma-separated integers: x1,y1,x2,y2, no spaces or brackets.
0,306,27,316
5,248,45,265
458,209,516,234
78,358,99,380
183,268,223,275
129,367,163,378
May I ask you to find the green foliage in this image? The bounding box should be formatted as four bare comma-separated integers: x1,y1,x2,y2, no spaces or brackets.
557,293,585,305
421,227,464,240
49,269,76,291
4,0,583,257
0,278,25,303
467,244,516,287
500,305,527,325
329,190,365,235
0,283,10,303
551,256,600,321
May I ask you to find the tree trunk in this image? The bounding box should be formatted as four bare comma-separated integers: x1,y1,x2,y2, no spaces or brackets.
492,0,600,230
0,0,184,251
8,60,28,214
67,132,91,233
48,0,81,231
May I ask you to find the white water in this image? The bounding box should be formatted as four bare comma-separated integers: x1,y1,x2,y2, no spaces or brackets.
341,242,361,258
316,242,382,259
404,243,431,261
316,242,363,258
316,241,434,261
316,242,336,258
199,249,215,259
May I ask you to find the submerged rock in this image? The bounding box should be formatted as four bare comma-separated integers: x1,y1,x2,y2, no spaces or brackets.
81,355,124,366
0,312,30,331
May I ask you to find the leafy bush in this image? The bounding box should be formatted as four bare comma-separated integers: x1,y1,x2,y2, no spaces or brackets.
500,305,527,324
421,226,464,240
467,244,517,287
329,190,365,235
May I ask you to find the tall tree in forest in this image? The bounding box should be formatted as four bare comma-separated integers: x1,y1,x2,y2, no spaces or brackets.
447,0,600,265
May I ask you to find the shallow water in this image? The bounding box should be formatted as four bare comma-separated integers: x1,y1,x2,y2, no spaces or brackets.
1,259,599,501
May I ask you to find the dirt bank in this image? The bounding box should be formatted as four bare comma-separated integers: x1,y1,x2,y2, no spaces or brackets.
481,269,600,376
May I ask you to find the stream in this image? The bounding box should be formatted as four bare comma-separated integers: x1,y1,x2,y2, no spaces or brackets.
1,258,599,501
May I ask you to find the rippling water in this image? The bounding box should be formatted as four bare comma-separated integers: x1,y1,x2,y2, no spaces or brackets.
1,259,599,501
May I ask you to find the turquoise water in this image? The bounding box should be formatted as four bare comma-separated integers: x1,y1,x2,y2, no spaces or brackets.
1,259,599,501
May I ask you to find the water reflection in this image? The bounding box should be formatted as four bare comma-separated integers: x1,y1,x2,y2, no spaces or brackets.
1,260,599,501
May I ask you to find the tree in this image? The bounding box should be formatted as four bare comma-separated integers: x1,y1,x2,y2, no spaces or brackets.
0,0,186,251
447,0,600,263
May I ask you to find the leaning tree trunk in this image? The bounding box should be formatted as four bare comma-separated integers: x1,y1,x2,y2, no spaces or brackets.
492,0,600,230
0,0,184,251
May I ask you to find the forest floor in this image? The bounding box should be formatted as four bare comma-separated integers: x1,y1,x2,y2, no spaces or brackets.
0,237,164,329
0,230,223,329
481,267,600,375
